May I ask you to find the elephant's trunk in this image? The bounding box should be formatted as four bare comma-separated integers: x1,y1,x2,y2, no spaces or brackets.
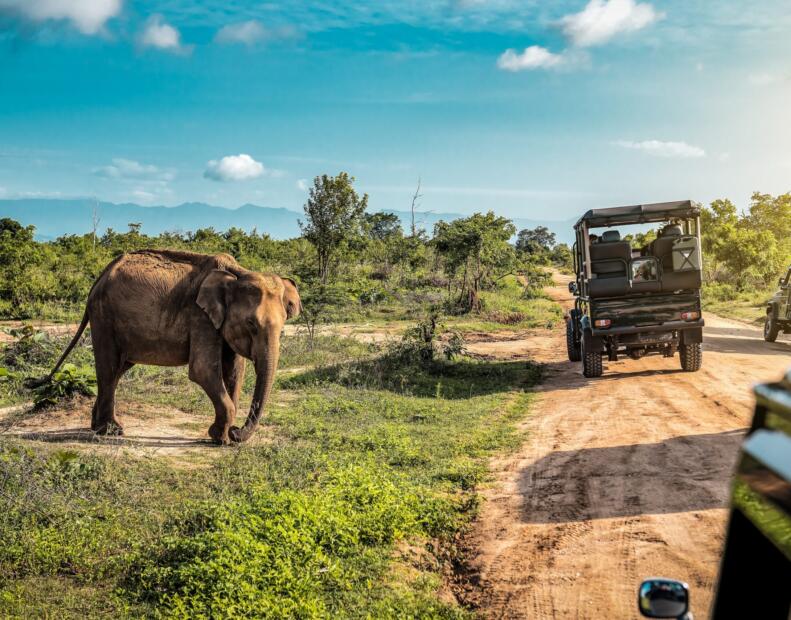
230,335,279,443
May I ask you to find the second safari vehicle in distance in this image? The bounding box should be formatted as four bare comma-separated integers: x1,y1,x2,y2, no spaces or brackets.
567,200,705,377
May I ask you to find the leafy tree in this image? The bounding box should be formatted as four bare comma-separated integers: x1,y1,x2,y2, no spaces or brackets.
300,172,369,284
515,226,556,256
363,212,401,241
433,212,517,312
724,228,780,290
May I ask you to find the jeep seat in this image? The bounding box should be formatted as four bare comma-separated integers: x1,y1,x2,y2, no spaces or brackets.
652,226,702,291
589,230,630,297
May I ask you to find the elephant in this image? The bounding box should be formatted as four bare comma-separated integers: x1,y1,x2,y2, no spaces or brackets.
44,250,300,445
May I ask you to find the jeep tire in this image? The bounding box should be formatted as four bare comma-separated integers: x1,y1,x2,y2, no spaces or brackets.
679,342,702,372
581,333,603,377
764,310,780,343
566,313,581,362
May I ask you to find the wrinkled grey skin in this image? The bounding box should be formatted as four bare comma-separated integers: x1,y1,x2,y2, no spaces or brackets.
46,250,300,444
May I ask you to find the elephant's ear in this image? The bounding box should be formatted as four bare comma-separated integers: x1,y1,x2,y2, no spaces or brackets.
197,270,236,329
281,277,301,320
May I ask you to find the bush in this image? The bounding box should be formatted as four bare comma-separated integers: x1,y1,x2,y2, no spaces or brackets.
32,363,97,408
126,461,449,619
1,326,61,370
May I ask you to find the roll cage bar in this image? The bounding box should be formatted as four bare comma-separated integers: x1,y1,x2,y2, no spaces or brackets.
574,200,699,230
572,199,702,285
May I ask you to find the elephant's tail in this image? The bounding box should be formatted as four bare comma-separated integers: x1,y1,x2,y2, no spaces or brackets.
25,310,91,388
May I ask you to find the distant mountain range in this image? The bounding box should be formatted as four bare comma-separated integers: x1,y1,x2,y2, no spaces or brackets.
0,198,576,244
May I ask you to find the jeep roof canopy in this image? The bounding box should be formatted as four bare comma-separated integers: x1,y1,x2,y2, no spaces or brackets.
574,200,699,229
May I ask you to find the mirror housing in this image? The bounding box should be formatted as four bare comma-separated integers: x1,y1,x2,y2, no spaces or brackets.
638,578,689,618
568,281,577,294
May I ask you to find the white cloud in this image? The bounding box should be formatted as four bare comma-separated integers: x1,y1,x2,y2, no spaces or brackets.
0,186,6,197
132,189,157,204
204,154,266,182
296,178,309,191
0,0,122,35
560,0,660,47
93,158,174,182
614,140,705,158
497,46,564,71
215,20,266,46
139,14,188,53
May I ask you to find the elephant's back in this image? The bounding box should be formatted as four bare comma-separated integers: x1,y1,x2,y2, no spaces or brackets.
94,250,239,304
87,251,234,361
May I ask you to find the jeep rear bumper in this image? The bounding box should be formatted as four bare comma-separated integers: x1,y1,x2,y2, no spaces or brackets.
591,318,705,337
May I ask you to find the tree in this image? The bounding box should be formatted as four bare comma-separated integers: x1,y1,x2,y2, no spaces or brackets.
433,212,517,312
515,226,556,256
363,212,401,241
300,172,368,284
701,198,739,273
724,228,781,290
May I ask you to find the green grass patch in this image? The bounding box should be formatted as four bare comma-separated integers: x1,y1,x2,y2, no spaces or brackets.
702,281,773,325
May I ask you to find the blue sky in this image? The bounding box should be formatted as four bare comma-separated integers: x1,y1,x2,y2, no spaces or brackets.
0,0,789,221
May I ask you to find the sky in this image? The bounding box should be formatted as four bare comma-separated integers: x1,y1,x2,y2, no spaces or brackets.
0,0,789,222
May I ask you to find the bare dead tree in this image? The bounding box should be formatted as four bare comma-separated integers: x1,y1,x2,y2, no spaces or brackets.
91,198,101,250
410,177,422,237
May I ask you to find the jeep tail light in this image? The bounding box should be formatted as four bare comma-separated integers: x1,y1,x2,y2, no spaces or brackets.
594,319,611,328
681,311,700,321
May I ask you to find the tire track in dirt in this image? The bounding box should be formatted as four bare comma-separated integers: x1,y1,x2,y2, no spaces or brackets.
461,273,790,619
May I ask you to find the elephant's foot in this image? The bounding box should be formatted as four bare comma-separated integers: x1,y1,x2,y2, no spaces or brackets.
208,422,231,446
93,420,124,436
228,426,244,444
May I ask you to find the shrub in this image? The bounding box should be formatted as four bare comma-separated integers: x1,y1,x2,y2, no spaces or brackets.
32,363,97,408
1,326,61,370
126,462,449,619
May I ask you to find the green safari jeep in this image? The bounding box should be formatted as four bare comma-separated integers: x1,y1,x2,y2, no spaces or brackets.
764,266,791,342
567,201,705,377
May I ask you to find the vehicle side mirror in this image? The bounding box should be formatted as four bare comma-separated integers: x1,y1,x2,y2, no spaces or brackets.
638,579,689,618
568,281,577,294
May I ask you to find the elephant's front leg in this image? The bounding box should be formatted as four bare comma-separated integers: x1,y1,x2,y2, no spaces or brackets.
221,342,245,413
189,344,236,446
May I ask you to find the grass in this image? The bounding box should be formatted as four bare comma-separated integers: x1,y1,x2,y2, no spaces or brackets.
0,323,545,618
702,281,773,325
448,275,563,333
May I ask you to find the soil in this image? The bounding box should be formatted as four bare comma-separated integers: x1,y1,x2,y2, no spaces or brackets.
458,272,791,619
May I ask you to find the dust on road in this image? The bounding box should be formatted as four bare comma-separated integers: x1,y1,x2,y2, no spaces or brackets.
461,272,790,619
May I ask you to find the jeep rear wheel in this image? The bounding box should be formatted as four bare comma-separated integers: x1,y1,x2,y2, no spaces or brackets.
566,315,581,361
764,311,779,342
581,334,603,377
679,342,702,372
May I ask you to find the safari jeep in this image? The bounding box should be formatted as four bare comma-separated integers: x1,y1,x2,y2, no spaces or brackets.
567,201,705,377
764,266,791,342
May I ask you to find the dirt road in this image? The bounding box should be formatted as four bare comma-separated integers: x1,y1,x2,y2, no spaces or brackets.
462,273,790,619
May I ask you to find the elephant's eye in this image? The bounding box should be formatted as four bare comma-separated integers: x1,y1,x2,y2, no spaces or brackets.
246,318,258,333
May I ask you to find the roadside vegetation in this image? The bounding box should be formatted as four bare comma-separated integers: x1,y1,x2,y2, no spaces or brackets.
699,192,790,322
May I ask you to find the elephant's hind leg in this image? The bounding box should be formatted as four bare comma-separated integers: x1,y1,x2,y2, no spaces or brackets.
92,354,132,436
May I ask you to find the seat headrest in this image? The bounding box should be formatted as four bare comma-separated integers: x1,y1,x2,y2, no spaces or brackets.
600,230,621,243
660,225,683,237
